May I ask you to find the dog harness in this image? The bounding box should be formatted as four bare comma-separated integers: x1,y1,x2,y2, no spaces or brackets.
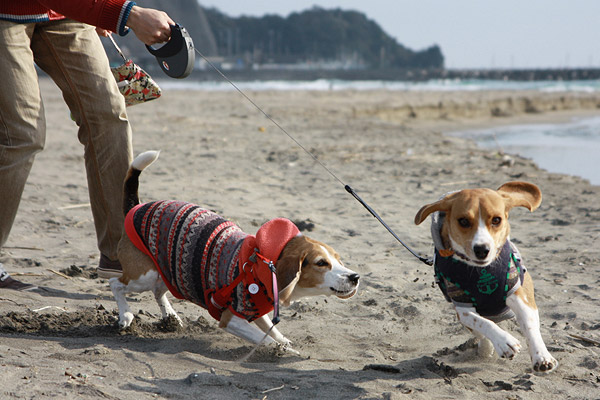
124,200,300,322
431,211,526,321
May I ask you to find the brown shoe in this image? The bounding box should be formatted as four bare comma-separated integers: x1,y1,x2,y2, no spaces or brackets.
97,254,122,279
0,263,38,291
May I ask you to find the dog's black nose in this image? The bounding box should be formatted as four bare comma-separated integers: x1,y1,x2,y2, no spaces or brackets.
347,273,360,284
473,244,489,260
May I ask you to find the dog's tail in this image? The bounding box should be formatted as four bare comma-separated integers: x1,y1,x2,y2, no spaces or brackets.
123,150,160,216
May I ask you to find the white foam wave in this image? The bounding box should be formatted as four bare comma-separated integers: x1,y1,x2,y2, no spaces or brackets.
156,78,600,93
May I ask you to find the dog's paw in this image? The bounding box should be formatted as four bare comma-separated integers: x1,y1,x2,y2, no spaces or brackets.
278,342,300,355
532,353,558,373
119,312,134,329
167,313,183,327
494,335,521,359
278,336,293,347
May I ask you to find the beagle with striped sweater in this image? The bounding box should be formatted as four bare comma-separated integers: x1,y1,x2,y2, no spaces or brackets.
110,151,359,351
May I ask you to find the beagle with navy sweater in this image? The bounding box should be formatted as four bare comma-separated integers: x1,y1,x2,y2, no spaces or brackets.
415,181,557,373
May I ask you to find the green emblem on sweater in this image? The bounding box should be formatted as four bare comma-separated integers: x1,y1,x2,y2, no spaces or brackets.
477,269,499,295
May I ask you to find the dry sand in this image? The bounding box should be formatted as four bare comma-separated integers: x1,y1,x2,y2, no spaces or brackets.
1,78,599,399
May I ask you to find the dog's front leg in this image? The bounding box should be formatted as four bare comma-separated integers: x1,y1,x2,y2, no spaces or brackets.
219,311,277,345
253,315,291,345
253,315,299,354
455,306,522,359
506,281,557,373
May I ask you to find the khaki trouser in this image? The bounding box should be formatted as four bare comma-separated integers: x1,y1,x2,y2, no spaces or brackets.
0,19,133,261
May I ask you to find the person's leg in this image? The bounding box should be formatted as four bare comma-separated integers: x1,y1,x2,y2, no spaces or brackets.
32,20,133,277
0,20,44,291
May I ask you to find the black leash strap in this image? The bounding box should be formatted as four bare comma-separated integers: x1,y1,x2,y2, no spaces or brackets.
345,185,433,266
193,46,432,266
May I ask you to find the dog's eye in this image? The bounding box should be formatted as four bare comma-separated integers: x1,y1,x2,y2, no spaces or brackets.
458,218,471,228
491,216,502,226
315,259,329,267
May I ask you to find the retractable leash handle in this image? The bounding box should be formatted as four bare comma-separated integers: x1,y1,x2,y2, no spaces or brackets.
146,24,195,79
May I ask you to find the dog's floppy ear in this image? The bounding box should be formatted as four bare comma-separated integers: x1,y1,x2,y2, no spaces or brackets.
276,236,307,306
414,195,455,225
497,181,542,212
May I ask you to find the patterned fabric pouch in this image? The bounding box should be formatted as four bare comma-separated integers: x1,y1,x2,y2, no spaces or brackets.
109,36,161,106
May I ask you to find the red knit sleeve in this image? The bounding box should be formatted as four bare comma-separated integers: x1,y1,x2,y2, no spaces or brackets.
37,0,134,34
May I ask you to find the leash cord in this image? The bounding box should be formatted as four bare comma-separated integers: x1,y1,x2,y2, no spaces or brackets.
193,48,432,266
345,185,433,265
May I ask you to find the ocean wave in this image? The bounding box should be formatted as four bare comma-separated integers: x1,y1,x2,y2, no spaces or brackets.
156,78,600,93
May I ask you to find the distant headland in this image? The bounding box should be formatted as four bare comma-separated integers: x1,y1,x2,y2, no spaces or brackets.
104,1,600,81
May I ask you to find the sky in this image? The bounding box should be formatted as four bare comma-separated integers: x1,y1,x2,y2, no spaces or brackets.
198,1,600,70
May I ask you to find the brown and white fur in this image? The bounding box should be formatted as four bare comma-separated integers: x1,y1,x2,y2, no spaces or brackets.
414,181,557,373
109,151,359,351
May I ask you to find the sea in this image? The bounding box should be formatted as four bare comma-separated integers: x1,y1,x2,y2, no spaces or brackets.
158,78,600,185
158,78,600,93
448,116,600,186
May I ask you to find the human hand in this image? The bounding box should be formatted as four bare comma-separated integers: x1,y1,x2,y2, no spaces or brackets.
126,5,175,45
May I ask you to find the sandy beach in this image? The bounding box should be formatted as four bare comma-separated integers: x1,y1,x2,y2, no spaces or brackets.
1,77,599,399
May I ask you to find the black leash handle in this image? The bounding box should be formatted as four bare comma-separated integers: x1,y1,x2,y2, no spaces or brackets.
345,185,433,266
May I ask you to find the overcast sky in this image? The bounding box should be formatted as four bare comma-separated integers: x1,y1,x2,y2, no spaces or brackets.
198,1,600,69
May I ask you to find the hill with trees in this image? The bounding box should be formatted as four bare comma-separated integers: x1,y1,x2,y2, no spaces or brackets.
204,6,444,69
102,2,444,76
